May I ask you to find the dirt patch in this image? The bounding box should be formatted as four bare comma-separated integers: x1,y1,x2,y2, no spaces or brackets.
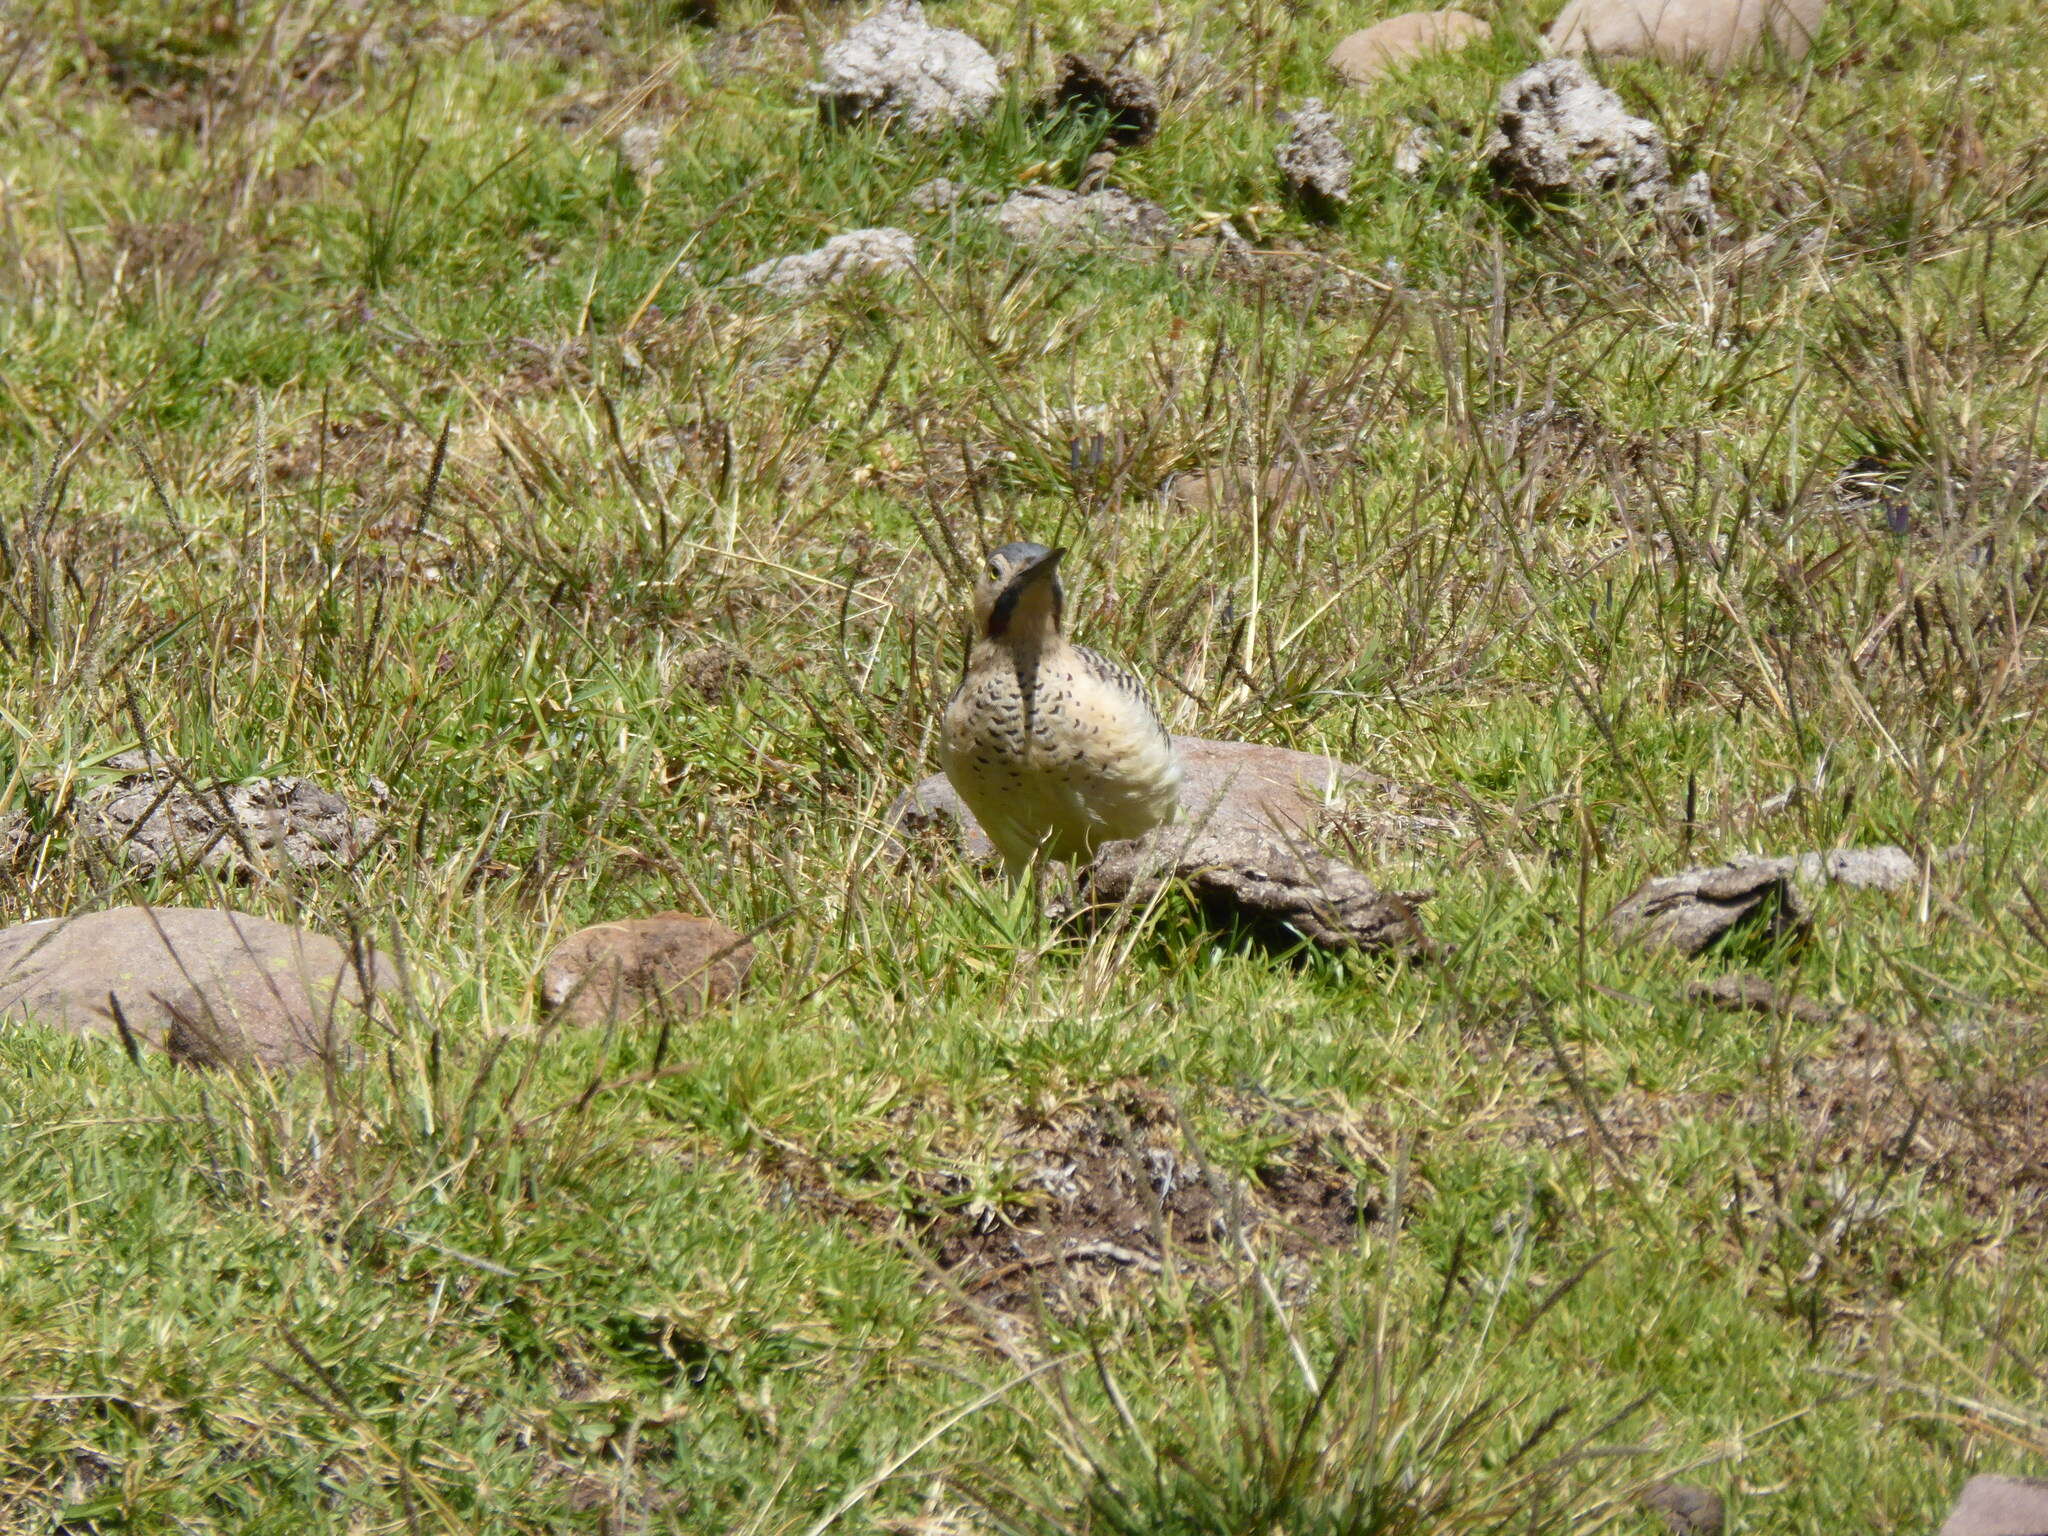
761,1082,1397,1316
1506,1020,2048,1232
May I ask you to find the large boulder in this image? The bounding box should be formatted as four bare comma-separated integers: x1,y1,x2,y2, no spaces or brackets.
539,913,753,1027
0,906,398,1070
811,0,1001,132
1329,9,1491,90
79,751,374,879
1484,58,1672,211
1545,0,1825,72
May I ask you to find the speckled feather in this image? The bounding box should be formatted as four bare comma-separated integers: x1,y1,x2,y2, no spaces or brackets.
940,545,1181,873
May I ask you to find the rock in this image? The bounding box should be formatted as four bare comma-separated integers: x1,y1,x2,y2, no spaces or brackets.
1328,9,1491,89
1607,860,1810,956
0,905,397,1070
540,913,753,1027
1642,1481,1725,1535
989,185,1174,249
615,123,667,180
1484,58,1671,212
79,751,375,880
905,176,985,212
1086,821,1433,957
1940,1476,2048,1536
1545,0,1825,71
1166,464,1308,512
1671,169,1719,233
1276,98,1353,214
812,0,1001,133
1392,122,1438,176
740,228,915,297
1782,844,1919,891
1045,52,1160,146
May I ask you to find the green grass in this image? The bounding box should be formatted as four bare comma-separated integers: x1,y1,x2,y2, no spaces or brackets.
2,0,2048,1528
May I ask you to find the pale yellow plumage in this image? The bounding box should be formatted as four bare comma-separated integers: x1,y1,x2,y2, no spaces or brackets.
940,543,1182,875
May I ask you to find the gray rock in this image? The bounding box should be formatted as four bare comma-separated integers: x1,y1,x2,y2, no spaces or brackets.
1607,860,1810,956
1940,1475,2048,1536
0,809,28,866
1686,973,1842,1026
0,905,398,1070
540,912,753,1027
1329,9,1491,89
615,123,667,180
1087,820,1433,956
1642,1481,1725,1535
740,228,916,297
1609,845,1924,956
905,176,984,212
989,185,1174,248
1546,0,1825,72
1276,99,1354,213
1046,52,1160,146
78,752,374,880
1484,58,1671,211
1392,123,1438,176
812,0,1001,132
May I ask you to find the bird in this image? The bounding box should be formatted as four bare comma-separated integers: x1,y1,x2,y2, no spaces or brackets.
940,542,1182,876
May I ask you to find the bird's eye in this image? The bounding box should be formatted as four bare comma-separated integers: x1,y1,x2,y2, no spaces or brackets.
986,560,1001,580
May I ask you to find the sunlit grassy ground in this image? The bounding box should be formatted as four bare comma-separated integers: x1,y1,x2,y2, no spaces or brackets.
1,0,2047,1529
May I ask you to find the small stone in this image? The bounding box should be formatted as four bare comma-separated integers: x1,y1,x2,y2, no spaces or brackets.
540,913,753,1027
740,228,916,298
905,176,983,212
1392,123,1438,176
78,752,375,880
1642,1481,1725,1536
812,0,1001,133
1484,58,1671,212
1329,9,1490,89
615,123,667,180
0,906,398,1070
671,643,753,703
1045,52,1160,146
1545,0,1826,72
1939,1475,2048,1536
1276,98,1353,214
1167,464,1307,512
989,185,1173,249
1672,169,1718,233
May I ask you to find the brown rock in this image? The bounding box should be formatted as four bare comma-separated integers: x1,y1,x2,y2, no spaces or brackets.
0,906,397,1070
1166,464,1309,512
1642,1481,1725,1535
1329,9,1491,89
540,913,752,1027
1606,860,1810,956
1939,1475,2048,1536
1545,0,1825,72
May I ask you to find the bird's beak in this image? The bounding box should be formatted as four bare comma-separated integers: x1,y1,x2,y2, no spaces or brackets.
1019,546,1066,584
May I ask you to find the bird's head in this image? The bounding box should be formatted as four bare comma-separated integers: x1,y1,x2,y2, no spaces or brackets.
972,542,1066,644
